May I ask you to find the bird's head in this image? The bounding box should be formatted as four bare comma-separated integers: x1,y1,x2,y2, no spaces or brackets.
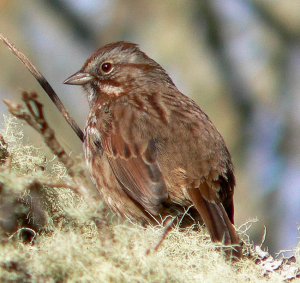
64,41,174,106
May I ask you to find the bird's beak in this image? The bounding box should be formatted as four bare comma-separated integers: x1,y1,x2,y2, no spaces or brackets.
63,71,95,85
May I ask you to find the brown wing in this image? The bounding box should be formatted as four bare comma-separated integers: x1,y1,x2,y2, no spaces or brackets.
100,126,168,216
187,184,241,258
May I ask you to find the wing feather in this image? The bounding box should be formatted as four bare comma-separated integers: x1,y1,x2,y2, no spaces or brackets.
98,114,168,215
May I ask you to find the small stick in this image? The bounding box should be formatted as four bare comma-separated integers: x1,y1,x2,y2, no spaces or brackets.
0,34,84,142
4,92,89,196
146,216,176,255
4,92,73,169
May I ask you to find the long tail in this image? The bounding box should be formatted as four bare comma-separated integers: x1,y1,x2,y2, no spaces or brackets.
188,187,242,259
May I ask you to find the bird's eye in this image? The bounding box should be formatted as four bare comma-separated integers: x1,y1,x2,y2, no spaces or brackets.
101,62,113,74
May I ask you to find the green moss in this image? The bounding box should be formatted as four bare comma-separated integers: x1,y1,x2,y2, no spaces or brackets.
0,116,298,282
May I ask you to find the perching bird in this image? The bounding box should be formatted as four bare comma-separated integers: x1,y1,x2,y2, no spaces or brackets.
64,42,241,258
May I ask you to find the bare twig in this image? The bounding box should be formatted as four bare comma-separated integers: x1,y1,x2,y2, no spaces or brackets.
4,92,89,196
4,92,74,169
0,33,84,142
146,216,176,255
260,226,267,247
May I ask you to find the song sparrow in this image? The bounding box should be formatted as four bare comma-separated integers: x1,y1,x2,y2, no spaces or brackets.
64,42,241,257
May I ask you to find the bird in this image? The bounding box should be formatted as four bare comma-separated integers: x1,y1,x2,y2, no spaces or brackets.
64,41,241,258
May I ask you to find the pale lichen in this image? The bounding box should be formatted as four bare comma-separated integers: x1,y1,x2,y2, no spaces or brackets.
0,116,298,282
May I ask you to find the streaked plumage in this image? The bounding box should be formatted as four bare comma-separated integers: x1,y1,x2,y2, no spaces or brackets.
64,42,241,258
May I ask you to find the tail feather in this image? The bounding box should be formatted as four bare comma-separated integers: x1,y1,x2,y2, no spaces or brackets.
188,187,242,258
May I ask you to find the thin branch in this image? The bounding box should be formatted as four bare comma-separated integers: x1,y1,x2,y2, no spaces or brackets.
4,92,90,196
0,34,84,142
4,92,74,168
146,216,176,255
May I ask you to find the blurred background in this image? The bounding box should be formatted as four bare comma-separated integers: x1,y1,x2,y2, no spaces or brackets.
0,0,299,255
